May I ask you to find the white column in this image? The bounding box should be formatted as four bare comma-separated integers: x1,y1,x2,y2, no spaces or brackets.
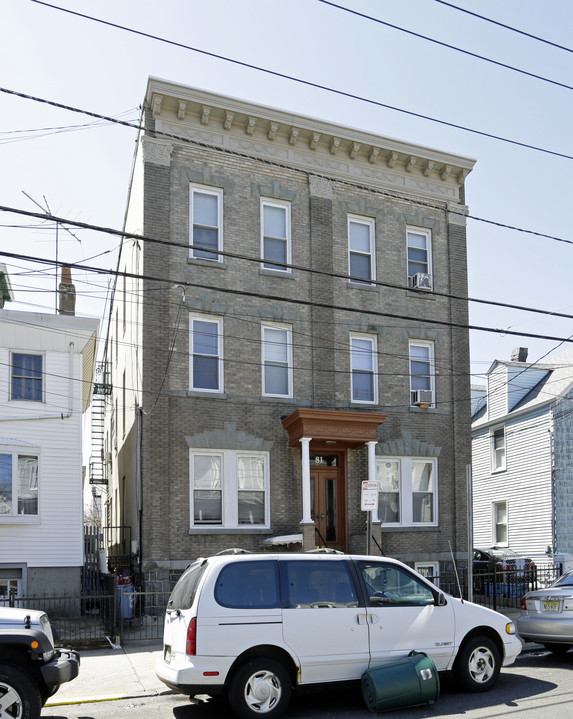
367,440,379,523
299,437,312,523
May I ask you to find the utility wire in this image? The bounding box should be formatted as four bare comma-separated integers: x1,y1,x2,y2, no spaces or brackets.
432,0,573,54
319,0,573,92
22,3,573,161
2,203,573,323
1,244,573,346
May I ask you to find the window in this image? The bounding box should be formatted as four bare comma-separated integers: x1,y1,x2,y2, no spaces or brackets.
348,215,375,284
215,560,280,609
407,227,432,284
262,323,293,397
409,341,434,406
0,450,38,516
190,185,223,261
11,354,42,401
190,450,269,528
350,334,378,404
491,426,506,471
359,561,436,606
190,316,223,392
377,457,437,526
493,501,508,546
261,199,291,272
282,559,358,608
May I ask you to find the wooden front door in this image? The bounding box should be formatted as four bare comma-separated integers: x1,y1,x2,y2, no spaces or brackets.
310,454,346,550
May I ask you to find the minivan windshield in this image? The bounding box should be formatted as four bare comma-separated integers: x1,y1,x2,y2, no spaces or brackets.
168,561,207,611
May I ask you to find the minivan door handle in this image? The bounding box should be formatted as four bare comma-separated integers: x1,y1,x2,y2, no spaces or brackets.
356,614,368,625
367,614,379,625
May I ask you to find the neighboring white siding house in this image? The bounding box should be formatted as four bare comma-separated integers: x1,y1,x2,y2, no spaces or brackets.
0,306,98,596
472,348,573,564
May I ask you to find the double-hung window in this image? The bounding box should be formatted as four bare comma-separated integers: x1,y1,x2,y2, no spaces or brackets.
409,341,434,406
261,323,293,397
261,199,291,272
407,228,432,288
11,354,42,402
190,185,223,261
377,457,437,526
348,215,375,284
493,500,508,545
190,450,269,528
190,315,223,392
350,334,378,404
0,448,39,517
491,426,506,472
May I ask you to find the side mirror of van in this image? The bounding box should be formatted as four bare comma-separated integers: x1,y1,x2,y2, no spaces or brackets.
436,592,447,606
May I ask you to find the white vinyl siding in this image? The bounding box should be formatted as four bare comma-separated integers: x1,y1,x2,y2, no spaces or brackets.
190,185,223,261
348,215,375,284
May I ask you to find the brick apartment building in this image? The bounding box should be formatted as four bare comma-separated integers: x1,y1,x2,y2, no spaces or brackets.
98,77,475,588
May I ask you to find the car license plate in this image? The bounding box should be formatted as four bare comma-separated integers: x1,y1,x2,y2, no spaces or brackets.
543,601,559,613
164,645,172,663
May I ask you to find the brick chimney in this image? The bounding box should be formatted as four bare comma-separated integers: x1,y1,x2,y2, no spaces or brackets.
58,264,76,316
511,347,528,363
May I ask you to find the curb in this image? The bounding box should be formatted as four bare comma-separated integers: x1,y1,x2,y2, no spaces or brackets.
46,689,174,707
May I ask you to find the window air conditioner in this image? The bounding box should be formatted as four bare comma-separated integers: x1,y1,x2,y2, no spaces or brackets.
412,389,433,407
410,273,432,291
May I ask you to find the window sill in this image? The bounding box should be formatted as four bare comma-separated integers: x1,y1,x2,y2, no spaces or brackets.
406,289,436,300
409,406,439,413
259,268,294,279
189,526,270,534
259,395,297,404
187,257,227,269
186,390,228,399
347,281,378,292
490,467,507,475
381,524,439,532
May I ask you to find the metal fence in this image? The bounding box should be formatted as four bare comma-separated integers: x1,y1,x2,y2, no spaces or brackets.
1,588,170,648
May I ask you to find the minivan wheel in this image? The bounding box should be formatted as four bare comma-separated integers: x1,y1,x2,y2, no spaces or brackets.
454,636,500,692
0,663,42,719
229,658,292,719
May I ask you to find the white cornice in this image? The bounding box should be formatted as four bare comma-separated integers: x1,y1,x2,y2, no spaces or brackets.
144,77,475,204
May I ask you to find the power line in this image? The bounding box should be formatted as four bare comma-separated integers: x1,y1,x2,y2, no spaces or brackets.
432,0,573,54
21,3,573,161
1,243,573,346
319,0,573,92
2,204,573,323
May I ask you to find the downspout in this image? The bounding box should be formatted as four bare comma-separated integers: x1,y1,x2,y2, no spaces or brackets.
0,342,75,421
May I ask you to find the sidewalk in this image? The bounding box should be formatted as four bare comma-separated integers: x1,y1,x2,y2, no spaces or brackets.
46,640,172,706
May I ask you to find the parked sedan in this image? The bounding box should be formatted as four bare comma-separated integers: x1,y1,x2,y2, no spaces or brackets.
517,569,573,654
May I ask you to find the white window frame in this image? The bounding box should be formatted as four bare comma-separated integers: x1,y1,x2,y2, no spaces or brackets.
348,215,376,285
11,353,43,402
350,333,378,405
261,322,293,398
189,314,223,393
260,198,291,273
415,561,440,586
190,184,223,262
409,340,435,406
0,444,40,521
490,425,506,472
407,227,432,286
493,500,508,547
376,456,438,527
190,449,270,529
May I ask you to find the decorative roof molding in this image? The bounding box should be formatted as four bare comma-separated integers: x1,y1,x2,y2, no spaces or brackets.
377,432,441,457
447,202,469,226
309,175,333,199
186,422,273,451
145,78,476,202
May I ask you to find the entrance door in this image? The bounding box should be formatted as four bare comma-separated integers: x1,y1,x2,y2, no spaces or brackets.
310,454,346,550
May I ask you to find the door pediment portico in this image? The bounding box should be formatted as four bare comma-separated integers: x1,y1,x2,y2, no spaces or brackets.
281,408,387,448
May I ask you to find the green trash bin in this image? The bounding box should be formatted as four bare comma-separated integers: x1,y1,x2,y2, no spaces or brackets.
362,651,440,713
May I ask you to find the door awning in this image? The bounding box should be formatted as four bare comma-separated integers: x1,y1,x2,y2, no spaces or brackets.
281,408,387,448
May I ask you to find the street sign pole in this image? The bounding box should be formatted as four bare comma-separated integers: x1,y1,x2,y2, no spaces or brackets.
361,480,378,556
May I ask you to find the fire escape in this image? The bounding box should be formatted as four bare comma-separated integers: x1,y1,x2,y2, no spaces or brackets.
90,362,111,486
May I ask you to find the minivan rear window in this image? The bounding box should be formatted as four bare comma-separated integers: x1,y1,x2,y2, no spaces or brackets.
215,560,280,609
168,561,207,611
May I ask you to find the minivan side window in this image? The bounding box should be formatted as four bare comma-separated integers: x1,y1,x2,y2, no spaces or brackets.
359,561,436,607
168,561,208,611
215,560,280,609
282,560,358,608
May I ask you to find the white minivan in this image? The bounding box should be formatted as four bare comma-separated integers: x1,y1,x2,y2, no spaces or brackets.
156,552,521,718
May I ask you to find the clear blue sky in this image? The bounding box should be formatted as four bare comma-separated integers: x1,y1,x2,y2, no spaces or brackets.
2,0,572,383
